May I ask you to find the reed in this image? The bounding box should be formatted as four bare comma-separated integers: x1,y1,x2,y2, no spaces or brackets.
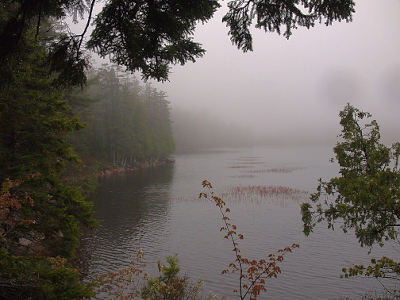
173,185,308,206
246,166,305,173
235,157,262,162
228,175,256,178
235,161,266,165
218,185,309,206
228,165,255,169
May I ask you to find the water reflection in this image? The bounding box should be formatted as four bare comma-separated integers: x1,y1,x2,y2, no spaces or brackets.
74,164,175,277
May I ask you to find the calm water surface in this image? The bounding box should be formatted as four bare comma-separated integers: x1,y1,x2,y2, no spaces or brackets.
76,145,399,299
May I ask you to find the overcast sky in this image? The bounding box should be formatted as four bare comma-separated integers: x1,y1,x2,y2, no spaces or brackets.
74,0,400,146
145,0,400,145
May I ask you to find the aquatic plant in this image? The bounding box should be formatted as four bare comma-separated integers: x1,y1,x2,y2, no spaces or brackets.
225,185,308,200
246,166,305,173
200,180,299,300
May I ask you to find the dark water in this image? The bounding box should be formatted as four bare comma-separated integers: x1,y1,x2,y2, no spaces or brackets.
76,145,399,299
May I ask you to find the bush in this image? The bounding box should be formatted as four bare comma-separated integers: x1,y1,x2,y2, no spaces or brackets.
0,248,94,300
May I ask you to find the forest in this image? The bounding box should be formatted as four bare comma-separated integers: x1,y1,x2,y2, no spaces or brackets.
70,66,175,169
6,0,396,299
0,6,175,299
0,46,176,300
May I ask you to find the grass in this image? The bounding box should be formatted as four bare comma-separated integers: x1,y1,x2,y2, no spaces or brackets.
245,166,305,174
172,184,309,206
216,185,309,207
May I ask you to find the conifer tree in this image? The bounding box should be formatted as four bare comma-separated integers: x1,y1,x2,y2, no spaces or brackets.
0,28,95,300
1,0,355,84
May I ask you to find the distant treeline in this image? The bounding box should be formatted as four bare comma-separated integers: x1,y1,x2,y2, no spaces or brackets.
171,107,255,151
69,65,175,165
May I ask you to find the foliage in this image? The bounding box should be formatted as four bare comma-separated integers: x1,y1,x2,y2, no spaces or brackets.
0,1,90,89
0,0,355,84
69,66,175,165
0,37,97,258
223,0,354,52
93,249,147,300
337,288,400,300
88,0,220,81
93,250,211,300
200,180,299,300
0,37,83,179
0,177,36,242
141,255,205,300
341,256,400,281
0,248,94,300
0,25,97,299
0,175,96,299
301,103,400,281
301,104,400,247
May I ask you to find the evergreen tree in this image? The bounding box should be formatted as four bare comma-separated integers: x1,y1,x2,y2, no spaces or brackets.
0,29,95,300
70,66,175,166
142,84,175,159
0,0,355,83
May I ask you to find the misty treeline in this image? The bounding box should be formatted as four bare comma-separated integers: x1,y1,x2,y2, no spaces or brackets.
69,65,175,166
172,107,254,150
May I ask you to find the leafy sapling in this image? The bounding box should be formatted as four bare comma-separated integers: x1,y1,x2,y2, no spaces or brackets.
301,103,400,283
200,180,299,300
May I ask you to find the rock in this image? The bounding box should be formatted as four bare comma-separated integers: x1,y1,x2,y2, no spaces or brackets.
19,237,32,246
55,230,64,238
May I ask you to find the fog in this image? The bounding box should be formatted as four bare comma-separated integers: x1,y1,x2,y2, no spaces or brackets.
149,0,400,146
68,0,400,147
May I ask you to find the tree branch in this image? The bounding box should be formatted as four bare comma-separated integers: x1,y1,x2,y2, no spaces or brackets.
35,0,44,39
77,0,97,53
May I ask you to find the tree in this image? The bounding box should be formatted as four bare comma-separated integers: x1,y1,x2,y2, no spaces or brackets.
0,249,95,300
141,255,205,300
0,1,90,89
0,29,97,299
141,83,175,159
0,0,355,84
201,180,299,300
301,103,400,280
93,250,214,300
69,66,175,165
0,34,96,238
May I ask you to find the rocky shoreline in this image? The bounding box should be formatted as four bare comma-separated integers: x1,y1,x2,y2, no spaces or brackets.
96,157,175,176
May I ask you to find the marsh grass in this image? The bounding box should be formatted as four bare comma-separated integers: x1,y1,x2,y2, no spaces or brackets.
235,157,262,161
228,175,256,178
246,166,305,174
235,161,266,165
222,185,309,202
173,185,309,207
228,165,255,169
230,156,305,174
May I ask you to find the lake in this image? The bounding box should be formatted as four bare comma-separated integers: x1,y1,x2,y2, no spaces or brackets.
75,145,399,299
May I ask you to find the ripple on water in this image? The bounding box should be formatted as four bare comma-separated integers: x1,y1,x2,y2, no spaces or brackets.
78,146,399,299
